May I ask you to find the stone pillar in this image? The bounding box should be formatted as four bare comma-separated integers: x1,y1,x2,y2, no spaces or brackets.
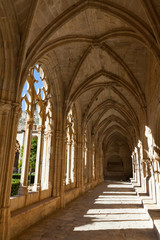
60,133,67,207
74,141,78,186
65,141,70,185
145,126,157,201
53,130,63,197
0,102,21,240
95,148,99,181
41,132,48,189
77,141,83,188
134,148,140,185
88,147,92,183
150,161,156,202
33,125,45,191
43,129,53,190
142,136,150,195
138,140,147,192
138,140,144,187
99,148,104,181
68,141,72,186
47,129,54,195
90,148,93,182
81,146,85,191
71,140,75,184
92,145,95,181
18,119,34,195
133,153,137,182
84,148,87,184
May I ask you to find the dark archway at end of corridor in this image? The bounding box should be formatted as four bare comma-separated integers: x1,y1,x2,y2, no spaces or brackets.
103,135,132,181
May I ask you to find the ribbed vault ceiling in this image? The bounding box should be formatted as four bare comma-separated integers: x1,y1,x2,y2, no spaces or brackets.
5,0,160,150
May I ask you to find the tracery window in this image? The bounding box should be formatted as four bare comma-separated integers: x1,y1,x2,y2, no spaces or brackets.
65,108,76,188
14,65,53,195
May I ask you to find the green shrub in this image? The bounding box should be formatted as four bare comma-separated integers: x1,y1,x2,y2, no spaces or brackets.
11,179,20,196
12,173,35,183
11,173,35,196
12,173,21,179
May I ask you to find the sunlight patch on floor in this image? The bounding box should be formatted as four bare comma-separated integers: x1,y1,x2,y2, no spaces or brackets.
73,182,153,232
73,220,153,231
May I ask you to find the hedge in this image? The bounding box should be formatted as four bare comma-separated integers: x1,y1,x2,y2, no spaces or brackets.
11,174,35,196
12,173,35,184
12,173,21,179
11,179,20,196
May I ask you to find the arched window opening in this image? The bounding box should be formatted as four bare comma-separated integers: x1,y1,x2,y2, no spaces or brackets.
65,108,76,189
11,65,53,196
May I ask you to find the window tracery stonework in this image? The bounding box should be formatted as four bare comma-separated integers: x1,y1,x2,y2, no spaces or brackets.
18,65,53,194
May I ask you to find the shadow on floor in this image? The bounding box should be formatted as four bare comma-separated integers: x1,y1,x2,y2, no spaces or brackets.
14,181,158,240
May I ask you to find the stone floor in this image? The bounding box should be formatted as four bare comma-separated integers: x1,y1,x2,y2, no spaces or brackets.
14,181,158,240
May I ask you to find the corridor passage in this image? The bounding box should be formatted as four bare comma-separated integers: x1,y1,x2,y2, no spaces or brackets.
15,181,158,240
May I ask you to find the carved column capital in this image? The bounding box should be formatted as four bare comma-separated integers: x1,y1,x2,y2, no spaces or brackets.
0,99,21,115
26,118,34,128
46,129,53,137
14,105,22,119
37,125,45,134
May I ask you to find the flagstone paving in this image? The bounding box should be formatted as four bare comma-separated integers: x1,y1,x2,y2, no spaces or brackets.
14,181,158,240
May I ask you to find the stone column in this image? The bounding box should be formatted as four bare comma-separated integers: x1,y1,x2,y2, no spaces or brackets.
43,129,53,190
41,132,48,189
53,130,62,197
33,125,45,191
74,141,78,186
68,141,72,186
76,141,83,188
143,135,150,194
138,140,147,191
19,118,34,195
134,148,140,185
137,141,143,186
71,141,75,184
0,102,21,240
99,148,104,181
88,147,92,183
92,145,95,181
60,133,68,207
90,146,93,182
131,154,136,181
84,148,87,184
145,127,157,201
47,129,54,196
95,148,100,182
65,141,70,185
81,146,85,191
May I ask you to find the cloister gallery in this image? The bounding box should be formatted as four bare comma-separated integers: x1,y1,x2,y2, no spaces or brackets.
1,0,160,239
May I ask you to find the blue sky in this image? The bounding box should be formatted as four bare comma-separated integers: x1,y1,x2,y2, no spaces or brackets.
22,69,44,111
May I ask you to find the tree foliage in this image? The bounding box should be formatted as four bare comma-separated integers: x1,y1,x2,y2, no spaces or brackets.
18,145,24,170
29,137,37,173
18,137,37,173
